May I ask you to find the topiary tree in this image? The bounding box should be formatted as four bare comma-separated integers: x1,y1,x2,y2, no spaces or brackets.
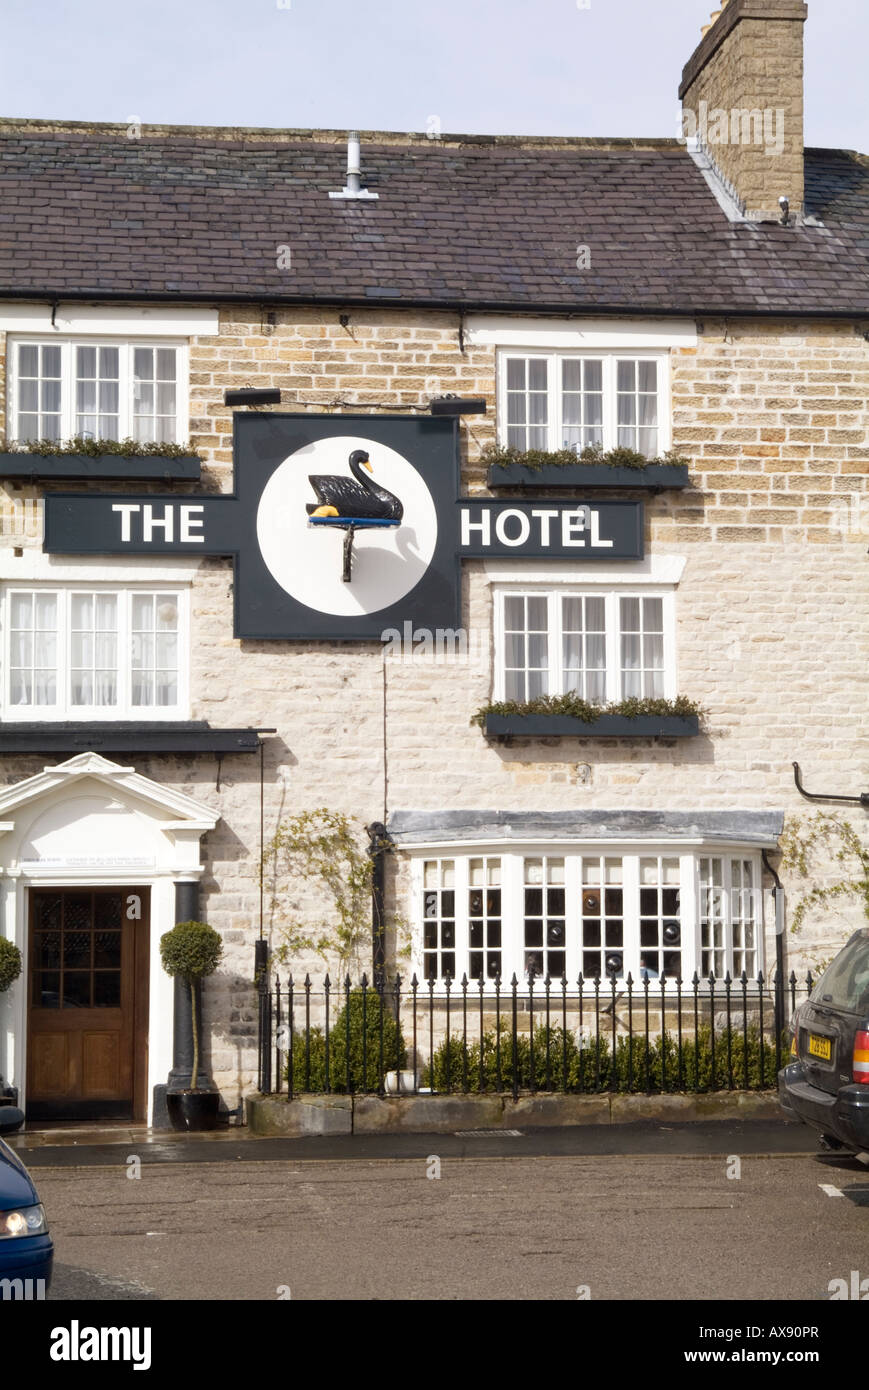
0,939,22,994
160,921,222,1091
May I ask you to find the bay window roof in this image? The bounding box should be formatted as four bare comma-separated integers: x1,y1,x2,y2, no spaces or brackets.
389,809,784,848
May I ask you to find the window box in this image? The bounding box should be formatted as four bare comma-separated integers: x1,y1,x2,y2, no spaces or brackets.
0,452,201,482
482,710,700,740
486,461,689,491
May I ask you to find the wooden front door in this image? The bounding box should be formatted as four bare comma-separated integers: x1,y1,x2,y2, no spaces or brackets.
26,888,150,1122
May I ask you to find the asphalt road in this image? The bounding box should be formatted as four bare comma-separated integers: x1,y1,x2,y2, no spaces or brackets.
24,1123,869,1301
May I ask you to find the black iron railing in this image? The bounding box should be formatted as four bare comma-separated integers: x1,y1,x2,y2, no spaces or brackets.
257,969,813,1101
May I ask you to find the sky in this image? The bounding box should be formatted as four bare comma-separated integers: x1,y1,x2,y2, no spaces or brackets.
0,0,866,151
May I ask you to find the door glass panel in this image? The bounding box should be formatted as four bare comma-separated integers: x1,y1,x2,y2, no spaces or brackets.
64,972,92,1008
32,891,130,1011
34,971,61,1008
63,932,91,969
94,973,122,1007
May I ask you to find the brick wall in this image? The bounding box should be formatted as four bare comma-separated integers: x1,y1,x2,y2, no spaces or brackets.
1,306,867,1102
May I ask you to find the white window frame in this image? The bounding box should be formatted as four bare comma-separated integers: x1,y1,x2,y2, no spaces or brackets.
698,854,761,982
496,348,672,456
6,336,189,447
0,584,190,721
493,584,677,703
410,847,765,991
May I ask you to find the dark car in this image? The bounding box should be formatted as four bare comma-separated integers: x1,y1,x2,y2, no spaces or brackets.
779,927,869,1152
0,1108,53,1296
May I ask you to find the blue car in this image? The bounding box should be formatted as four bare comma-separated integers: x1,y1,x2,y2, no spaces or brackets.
0,1108,53,1297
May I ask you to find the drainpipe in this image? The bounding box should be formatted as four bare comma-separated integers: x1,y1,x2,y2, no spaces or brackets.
762,849,786,1036
366,822,393,991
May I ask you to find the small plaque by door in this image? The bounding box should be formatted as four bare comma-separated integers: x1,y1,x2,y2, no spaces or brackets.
27,888,149,1122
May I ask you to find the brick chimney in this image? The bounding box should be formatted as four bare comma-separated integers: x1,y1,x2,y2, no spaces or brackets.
679,0,808,221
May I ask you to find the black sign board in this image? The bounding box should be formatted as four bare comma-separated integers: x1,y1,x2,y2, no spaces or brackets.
43,415,644,641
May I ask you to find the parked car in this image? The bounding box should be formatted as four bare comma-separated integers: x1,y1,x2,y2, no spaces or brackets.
779,927,869,1152
0,1108,53,1293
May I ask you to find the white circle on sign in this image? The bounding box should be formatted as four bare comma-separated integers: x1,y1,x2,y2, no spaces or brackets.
256,436,438,617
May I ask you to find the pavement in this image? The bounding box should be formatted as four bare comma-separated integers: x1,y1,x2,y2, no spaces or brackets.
9,1116,820,1165
26,1136,869,1302
7,1116,869,1302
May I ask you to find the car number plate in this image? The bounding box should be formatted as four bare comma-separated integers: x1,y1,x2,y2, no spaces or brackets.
808,1034,832,1061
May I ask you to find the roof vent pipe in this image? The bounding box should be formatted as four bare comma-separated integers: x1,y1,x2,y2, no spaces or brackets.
329,131,379,201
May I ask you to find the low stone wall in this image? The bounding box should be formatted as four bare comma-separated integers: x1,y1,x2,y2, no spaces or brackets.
247,1089,783,1136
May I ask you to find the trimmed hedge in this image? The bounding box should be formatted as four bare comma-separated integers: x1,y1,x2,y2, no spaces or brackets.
285,989,408,1093
422,1022,781,1094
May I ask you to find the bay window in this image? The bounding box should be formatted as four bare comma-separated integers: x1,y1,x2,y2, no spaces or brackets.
9,338,186,445
496,588,674,703
499,351,669,458
2,586,187,719
415,851,763,987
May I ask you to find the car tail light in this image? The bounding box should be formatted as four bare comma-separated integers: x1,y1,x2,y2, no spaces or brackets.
852,1029,869,1084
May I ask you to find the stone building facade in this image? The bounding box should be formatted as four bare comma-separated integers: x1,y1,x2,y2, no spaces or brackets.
0,0,866,1122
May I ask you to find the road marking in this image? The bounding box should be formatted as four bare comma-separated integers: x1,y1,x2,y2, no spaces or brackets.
819,1183,844,1197
454,1129,523,1138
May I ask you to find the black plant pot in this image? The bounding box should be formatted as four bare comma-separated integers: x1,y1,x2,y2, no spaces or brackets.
166,1090,221,1132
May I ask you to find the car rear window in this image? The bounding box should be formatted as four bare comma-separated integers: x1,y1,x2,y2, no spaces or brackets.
811,933,869,1013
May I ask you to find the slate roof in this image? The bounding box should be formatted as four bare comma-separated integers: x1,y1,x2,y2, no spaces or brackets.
1,121,868,316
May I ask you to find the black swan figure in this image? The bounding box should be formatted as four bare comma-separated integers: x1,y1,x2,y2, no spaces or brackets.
306,449,403,522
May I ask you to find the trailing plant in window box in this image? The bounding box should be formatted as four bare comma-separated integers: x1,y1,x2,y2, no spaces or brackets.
4,434,195,458
472,694,705,727
482,443,690,473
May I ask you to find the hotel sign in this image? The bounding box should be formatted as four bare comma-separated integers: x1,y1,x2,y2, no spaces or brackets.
43,415,643,641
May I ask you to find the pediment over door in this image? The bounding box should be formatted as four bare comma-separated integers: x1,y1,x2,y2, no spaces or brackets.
0,752,219,875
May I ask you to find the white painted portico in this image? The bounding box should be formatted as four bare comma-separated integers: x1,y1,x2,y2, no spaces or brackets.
0,753,219,1123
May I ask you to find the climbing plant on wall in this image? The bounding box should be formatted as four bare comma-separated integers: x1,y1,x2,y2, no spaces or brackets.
780,812,869,934
265,808,378,976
